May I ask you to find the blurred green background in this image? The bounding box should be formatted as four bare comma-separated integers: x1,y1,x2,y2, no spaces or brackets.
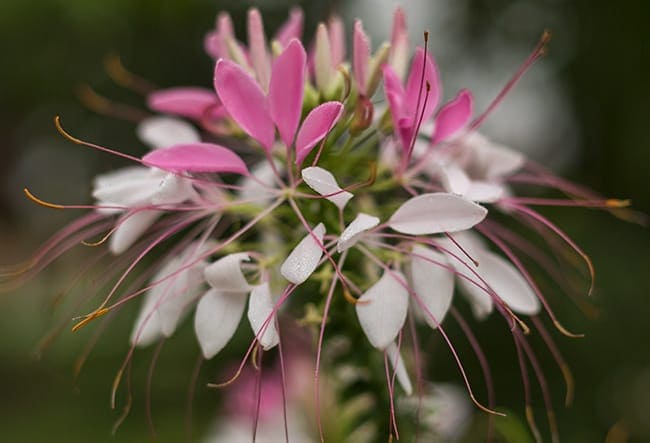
0,0,648,441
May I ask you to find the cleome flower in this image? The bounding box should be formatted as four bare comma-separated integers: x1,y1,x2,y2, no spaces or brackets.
2,5,638,442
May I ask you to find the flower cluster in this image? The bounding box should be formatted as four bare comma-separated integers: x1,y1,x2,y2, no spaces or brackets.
4,6,632,441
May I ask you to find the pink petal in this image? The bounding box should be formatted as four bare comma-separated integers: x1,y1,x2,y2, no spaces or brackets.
388,193,487,235
142,142,249,175
382,65,411,149
147,87,221,120
247,8,271,91
295,102,343,165
404,47,440,123
269,39,306,147
214,60,275,151
432,89,473,144
353,20,371,96
274,7,304,48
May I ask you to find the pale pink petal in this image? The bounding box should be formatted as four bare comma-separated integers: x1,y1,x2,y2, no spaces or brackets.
389,7,410,80
356,270,409,350
194,288,247,359
475,251,541,315
204,253,252,293
464,181,504,203
214,60,275,151
432,89,473,144
269,39,306,147
142,142,249,175
314,23,333,92
337,213,380,252
328,16,346,67
301,166,353,210
388,193,487,235
110,210,161,255
247,282,279,350
386,342,413,395
295,101,343,165
404,47,440,123
204,12,234,60
410,245,454,328
147,87,220,120
353,20,371,96
280,223,326,284
274,7,304,48
247,8,271,91
137,116,200,149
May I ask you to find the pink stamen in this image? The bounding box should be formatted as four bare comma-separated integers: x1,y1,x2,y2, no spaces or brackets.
470,30,551,131
146,339,165,440
510,203,595,297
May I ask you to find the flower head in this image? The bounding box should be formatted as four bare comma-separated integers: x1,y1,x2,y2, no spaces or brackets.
3,6,636,442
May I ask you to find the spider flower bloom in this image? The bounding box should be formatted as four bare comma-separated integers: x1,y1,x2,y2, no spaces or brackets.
3,6,637,442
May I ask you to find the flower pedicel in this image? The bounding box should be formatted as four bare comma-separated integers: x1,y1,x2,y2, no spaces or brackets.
3,6,640,442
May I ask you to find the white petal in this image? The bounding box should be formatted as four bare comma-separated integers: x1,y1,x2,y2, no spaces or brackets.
137,116,201,149
474,251,541,315
301,166,353,210
356,270,409,350
238,160,281,205
109,210,161,255
457,274,494,320
388,193,487,235
151,173,198,206
436,232,493,320
194,288,247,359
156,242,213,336
130,291,164,347
93,167,162,211
464,181,504,203
437,164,471,195
337,213,380,252
204,253,252,292
409,245,454,328
247,283,279,350
386,341,413,395
480,142,525,179
280,223,326,284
